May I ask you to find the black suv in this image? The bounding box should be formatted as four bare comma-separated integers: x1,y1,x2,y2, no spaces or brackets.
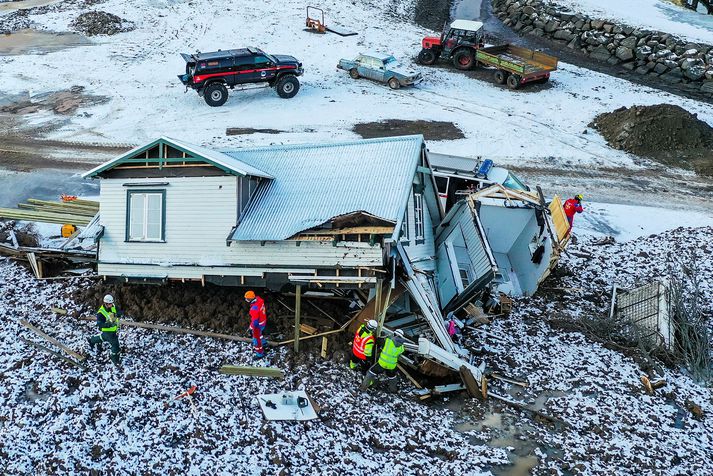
178,47,304,106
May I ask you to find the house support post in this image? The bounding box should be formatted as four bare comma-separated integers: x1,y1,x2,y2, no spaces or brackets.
373,278,383,336
294,284,302,353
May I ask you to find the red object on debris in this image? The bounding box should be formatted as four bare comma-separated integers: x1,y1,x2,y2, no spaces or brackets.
60,194,78,202
174,385,197,400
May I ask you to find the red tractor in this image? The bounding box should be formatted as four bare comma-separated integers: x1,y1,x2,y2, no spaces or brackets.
417,20,485,70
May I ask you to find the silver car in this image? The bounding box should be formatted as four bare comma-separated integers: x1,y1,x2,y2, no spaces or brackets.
337,53,423,89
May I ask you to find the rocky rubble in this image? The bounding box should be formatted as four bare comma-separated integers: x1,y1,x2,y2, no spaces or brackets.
492,0,713,96
69,10,134,36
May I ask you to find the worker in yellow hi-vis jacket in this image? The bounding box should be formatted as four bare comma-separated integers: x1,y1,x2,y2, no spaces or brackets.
360,329,405,392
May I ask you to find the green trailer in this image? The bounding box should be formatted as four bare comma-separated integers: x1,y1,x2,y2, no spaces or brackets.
475,44,558,89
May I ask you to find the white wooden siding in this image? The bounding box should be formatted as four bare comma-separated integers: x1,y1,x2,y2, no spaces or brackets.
402,186,436,271
97,176,383,278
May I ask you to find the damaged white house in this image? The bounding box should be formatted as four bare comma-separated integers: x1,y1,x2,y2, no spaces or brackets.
83,135,569,391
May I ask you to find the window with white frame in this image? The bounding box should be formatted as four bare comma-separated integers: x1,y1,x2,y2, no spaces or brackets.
414,192,424,244
127,191,165,241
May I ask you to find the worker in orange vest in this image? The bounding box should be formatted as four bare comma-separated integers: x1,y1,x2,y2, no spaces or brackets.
245,290,267,358
350,319,377,373
563,194,584,234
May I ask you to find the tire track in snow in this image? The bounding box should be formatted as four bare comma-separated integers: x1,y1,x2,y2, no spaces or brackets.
395,86,629,167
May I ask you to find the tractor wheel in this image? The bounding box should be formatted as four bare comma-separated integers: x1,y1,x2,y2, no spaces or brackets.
388,77,401,90
276,75,300,98
418,48,437,65
494,70,508,84
349,68,360,79
453,49,475,70
507,74,521,90
203,83,228,107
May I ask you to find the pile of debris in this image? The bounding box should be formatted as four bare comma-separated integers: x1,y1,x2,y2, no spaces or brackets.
0,86,108,116
70,11,135,36
590,104,713,175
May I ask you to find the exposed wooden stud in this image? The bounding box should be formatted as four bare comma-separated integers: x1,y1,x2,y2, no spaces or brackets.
397,364,423,389
294,284,302,353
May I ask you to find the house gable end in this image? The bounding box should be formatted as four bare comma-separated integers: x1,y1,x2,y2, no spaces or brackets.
82,138,273,180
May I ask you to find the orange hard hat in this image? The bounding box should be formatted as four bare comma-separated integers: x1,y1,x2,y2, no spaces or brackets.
244,290,256,300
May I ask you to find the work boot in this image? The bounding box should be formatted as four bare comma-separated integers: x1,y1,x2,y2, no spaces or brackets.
87,337,99,356
360,370,376,391
109,352,121,367
387,376,398,393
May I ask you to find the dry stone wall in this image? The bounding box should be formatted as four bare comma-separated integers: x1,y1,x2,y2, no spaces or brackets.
493,0,713,96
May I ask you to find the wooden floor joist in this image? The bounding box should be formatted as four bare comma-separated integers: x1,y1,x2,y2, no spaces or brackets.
76,316,273,346
218,365,284,379
19,337,87,369
20,319,86,362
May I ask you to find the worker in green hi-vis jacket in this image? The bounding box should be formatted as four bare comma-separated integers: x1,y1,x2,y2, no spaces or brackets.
88,294,122,366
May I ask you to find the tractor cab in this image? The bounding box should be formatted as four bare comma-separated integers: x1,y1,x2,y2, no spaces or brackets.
440,20,485,54
419,20,485,69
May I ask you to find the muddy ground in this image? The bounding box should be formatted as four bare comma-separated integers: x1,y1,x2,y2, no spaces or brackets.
591,104,713,176
353,119,466,140
73,282,354,352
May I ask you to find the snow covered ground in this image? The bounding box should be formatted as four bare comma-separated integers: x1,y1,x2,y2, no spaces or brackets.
1,225,711,475
577,201,713,241
552,0,713,44
0,0,712,175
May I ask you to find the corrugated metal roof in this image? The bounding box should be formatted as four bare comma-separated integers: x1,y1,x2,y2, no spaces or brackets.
226,135,424,241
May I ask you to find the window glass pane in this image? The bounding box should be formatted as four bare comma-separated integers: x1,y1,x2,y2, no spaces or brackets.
128,192,163,241
146,194,162,240
129,193,145,240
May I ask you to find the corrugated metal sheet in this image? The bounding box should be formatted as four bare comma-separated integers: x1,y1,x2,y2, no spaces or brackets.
77,213,102,240
225,135,424,241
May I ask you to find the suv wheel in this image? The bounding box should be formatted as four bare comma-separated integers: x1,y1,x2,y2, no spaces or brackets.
275,75,300,99
388,77,400,90
204,83,228,107
349,68,359,79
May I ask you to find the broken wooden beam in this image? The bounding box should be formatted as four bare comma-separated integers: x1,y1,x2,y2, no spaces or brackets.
20,319,86,362
490,372,529,388
460,365,485,399
19,336,87,369
397,364,423,389
76,316,273,345
218,365,284,379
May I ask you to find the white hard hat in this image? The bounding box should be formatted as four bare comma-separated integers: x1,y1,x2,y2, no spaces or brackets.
103,294,114,304
366,320,378,331
394,329,405,338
